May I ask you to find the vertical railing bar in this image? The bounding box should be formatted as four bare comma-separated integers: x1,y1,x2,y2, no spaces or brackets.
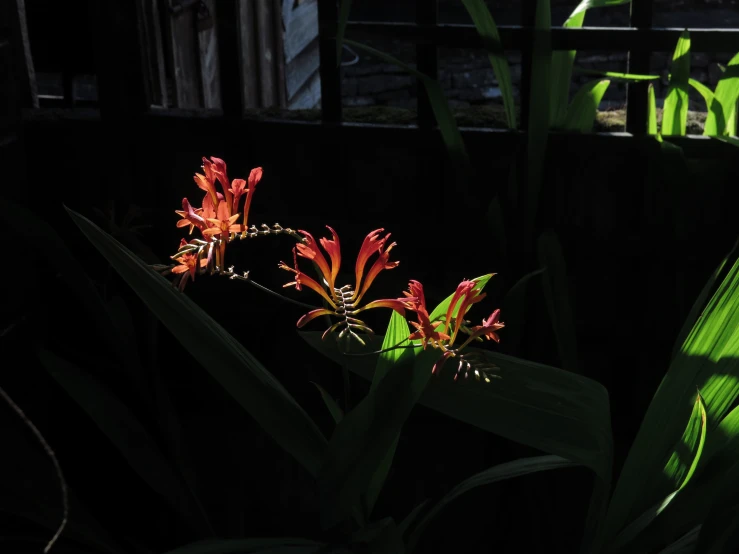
520,0,536,129
317,0,342,123
416,0,438,129
625,0,654,134
215,0,245,118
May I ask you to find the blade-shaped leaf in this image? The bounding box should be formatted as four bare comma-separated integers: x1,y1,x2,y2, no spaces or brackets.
311,382,344,425
600,254,739,547
37,348,212,534
499,268,545,354
568,0,633,19
161,538,324,554
524,0,551,250
607,393,707,552
343,39,469,167
302,333,612,483
561,79,610,133
648,83,659,136
462,0,516,129
661,31,691,136
573,68,659,81
364,312,415,517
537,231,579,373
704,53,739,136
689,78,716,113
336,0,353,65
406,455,579,553
316,346,433,529
671,240,739,360
550,11,585,128
427,273,495,323
65,207,327,477
695,462,739,554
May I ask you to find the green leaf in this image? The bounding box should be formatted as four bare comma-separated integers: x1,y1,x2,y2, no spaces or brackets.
161,538,324,554
344,39,469,167
695,462,739,554
689,78,716,113
65,207,327,477
349,517,405,554
462,0,516,129
336,0,353,65
398,500,431,538
714,136,739,148
573,68,660,82
37,348,212,534
406,455,579,553
316,346,432,529
600,254,739,547
363,311,415,517
568,0,633,19
311,382,344,425
561,79,611,133
499,268,546,354
550,12,585,128
524,0,552,249
302,333,612,484
671,240,738,360
661,31,691,136
647,83,659,136
704,53,739,136
607,392,707,552
537,231,579,373
427,273,495,324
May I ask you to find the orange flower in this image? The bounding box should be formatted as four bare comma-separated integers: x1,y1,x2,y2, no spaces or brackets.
279,226,412,344
171,240,208,291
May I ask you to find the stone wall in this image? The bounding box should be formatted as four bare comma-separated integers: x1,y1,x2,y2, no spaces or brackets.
341,5,739,113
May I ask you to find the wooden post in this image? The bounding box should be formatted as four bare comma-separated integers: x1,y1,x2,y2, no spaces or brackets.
237,0,261,109
215,0,244,116
416,0,438,129
519,0,536,129
317,0,341,123
136,0,169,107
6,0,38,110
626,0,654,135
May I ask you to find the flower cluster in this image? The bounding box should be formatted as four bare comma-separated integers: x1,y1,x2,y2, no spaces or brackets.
163,156,504,381
279,227,412,346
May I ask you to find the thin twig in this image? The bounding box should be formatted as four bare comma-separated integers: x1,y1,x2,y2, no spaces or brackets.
221,267,321,311
0,385,68,553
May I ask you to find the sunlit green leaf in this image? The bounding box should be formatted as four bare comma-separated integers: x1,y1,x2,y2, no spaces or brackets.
560,79,610,133
704,53,739,136
648,83,659,136
427,274,495,324
600,255,739,548
661,31,691,136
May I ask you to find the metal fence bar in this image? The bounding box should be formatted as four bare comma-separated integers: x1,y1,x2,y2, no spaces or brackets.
416,0,438,128
317,0,341,123
333,22,739,53
626,0,654,134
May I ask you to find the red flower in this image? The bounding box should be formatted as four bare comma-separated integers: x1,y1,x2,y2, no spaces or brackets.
404,280,450,349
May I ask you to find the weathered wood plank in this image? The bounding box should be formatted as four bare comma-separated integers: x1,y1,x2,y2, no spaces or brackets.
237,0,260,108
8,0,38,109
288,70,321,109
255,0,278,107
272,0,287,106
136,0,168,107
198,0,222,109
165,2,203,108
216,0,243,116
286,38,319,101
626,0,654,135
317,0,341,122
283,0,318,65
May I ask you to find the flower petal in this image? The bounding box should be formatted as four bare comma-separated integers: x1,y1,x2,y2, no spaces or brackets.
297,308,335,328
319,226,341,290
